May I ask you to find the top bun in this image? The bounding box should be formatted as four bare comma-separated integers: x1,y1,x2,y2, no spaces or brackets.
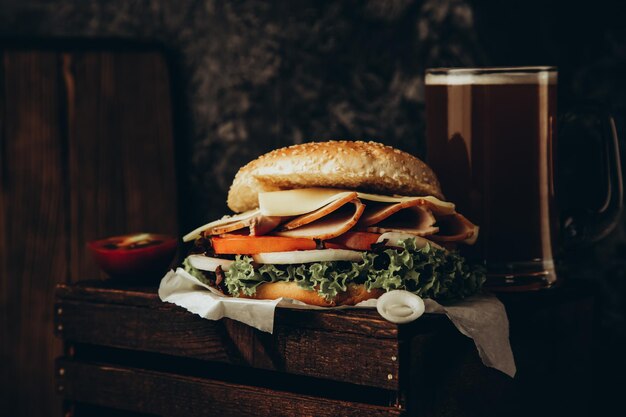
227,140,444,213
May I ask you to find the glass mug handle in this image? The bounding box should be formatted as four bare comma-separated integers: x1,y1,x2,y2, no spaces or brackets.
559,103,623,246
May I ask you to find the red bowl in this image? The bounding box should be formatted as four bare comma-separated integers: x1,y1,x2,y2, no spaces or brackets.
88,233,178,281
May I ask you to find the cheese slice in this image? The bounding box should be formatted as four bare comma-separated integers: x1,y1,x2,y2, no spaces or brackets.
259,188,354,216
259,188,456,217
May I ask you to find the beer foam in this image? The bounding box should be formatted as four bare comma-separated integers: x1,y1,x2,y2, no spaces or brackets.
425,67,556,85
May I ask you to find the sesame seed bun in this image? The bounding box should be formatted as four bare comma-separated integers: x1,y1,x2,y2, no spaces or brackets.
227,140,444,213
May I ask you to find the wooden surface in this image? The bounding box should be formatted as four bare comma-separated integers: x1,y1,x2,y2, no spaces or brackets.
54,281,446,416
56,282,403,390
0,51,67,417
57,359,403,417
0,48,178,417
64,51,178,280
54,280,595,417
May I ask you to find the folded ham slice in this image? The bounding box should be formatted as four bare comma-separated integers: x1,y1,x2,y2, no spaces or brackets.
356,195,478,243
186,188,479,245
210,212,286,236
358,199,438,236
280,192,358,231
274,198,365,240
427,213,479,245
182,209,288,240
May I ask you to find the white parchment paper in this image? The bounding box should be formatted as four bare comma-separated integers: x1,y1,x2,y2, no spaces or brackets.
159,268,516,377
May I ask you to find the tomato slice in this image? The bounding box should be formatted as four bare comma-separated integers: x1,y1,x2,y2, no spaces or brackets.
211,235,319,254
327,231,381,251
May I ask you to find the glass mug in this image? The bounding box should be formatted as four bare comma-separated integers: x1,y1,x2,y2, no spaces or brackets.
424,66,622,291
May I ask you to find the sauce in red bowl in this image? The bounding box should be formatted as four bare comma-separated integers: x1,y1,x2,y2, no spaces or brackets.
88,233,178,281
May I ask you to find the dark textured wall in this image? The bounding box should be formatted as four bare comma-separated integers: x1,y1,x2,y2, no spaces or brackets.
1,0,625,413
1,0,487,224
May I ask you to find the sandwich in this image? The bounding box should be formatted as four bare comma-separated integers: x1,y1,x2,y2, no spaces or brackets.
182,140,484,306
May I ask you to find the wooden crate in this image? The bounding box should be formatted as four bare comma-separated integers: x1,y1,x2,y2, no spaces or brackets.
54,281,594,417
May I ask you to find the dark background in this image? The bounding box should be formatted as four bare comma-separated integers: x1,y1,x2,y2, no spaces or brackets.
1,0,625,415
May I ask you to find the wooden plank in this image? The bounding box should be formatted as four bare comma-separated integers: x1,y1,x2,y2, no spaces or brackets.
55,281,400,338
0,50,65,417
57,359,404,417
275,307,398,338
56,281,161,306
62,51,178,281
279,326,399,387
57,300,231,363
71,403,154,417
56,299,400,389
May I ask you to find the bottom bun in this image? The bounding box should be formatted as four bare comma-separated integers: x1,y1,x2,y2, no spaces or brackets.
241,281,384,307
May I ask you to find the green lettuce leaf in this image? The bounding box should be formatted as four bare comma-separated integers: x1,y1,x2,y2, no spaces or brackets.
362,240,485,301
212,238,485,302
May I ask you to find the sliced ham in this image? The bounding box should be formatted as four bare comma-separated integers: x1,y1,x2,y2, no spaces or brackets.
280,192,358,230
183,209,260,241
210,212,287,236
428,213,479,245
366,224,439,236
359,200,438,235
183,188,479,246
359,199,438,236
356,192,456,216
212,214,283,236
183,209,289,240
274,198,365,240
356,194,477,243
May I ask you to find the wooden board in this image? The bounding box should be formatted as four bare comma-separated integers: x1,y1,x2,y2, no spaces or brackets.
57,359,404,417
55,282,402,390
53,280,597,416
63,51,179,280
55,280,404,337
0,48,179,417
0,51,66,417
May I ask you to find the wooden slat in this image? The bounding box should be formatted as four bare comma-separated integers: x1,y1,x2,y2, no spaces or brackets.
56,281,161,306
55,281,401,338
63,51,178,281
71,403,154,417
57,300,231,362
279,326,399,386
56,299,400,389
0,51,65,417
1,48,180,417
275,308,398,338
57,359,403,417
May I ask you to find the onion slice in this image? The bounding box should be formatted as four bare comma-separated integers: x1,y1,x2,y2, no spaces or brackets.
187,254,234,272
252,249,364,264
